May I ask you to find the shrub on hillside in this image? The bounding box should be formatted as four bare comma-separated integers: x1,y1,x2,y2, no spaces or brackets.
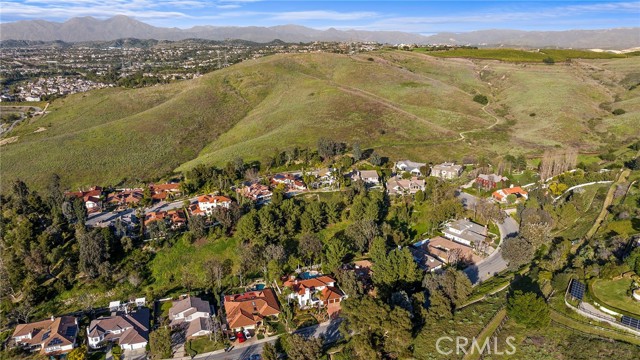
612,108,626,115
473,94,489,105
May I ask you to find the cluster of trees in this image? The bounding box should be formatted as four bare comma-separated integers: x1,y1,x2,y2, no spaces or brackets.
0,177,153,326
539,149,578,181
338,267,472,359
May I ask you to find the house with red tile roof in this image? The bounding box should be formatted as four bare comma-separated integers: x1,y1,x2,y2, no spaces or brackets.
149,183,181,201
11,316,78,356
271,173,307,191
87,308,150,351
107,189,144,208
283,275,347,311
65,186,103,213
236,183,272,203
492,186,529,204
193,194,232,216
144,209,186,229
223,289,280,332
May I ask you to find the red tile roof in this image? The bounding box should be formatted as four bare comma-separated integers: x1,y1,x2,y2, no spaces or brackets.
223,289,280,330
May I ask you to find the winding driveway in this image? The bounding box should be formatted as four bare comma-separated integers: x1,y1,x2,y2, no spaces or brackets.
457,191,519,284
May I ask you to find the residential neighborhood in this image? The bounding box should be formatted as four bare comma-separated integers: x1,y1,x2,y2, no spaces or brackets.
2,144,638,360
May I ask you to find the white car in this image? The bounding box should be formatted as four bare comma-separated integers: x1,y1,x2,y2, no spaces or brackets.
243,329,252,339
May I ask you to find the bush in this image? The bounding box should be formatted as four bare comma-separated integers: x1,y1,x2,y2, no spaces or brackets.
543,57,555,64
473,94,489,105
612,108,626,115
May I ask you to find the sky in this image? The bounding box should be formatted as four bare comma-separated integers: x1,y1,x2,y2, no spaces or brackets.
0,1,638,34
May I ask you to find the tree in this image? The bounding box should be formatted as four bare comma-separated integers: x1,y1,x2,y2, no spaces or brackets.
507,290,550,328
352,142,362,161
149,327,172,359
262,342,278,360
502,236,535,270
369,151,382,166
67,346,87,360
189,214,207,239
426,288,452,321
76,226,109,279
324,237,350,274
542,57,555,65
281,333,323,360
203,258,225,292
299,233,323,265
370,237,420,292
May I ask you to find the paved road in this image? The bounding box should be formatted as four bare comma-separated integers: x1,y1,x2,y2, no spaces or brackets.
455,190,479,209
457,191,519,284
193,319,343,360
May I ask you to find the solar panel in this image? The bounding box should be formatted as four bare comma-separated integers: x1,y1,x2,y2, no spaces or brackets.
65,327,77,337
569,280,586,300
621,316,640,330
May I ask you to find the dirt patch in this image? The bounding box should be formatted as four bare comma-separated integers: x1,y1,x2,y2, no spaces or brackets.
0,136,18,146
34,127,47,133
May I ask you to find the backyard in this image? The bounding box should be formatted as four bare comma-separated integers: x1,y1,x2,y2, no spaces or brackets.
591,278,640,316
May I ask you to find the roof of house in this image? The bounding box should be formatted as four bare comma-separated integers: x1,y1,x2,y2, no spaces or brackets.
396,160,426,171
443,219,487,245
145,209,186,226
12,316,78,354
359,170,379,179
492,186,528,201
198,194,232,204
432,162,462,171
223,289,280,329
426,236,482,264
477,174,508,183
87,309,149,346
150,183,180,192
283,275,337,295
386,176,425,194
320,286,345,302
169,296,211,319
186,317,210,338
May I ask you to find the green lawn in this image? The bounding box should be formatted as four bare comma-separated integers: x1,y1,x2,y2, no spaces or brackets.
187,337,226,355
591,278,640,316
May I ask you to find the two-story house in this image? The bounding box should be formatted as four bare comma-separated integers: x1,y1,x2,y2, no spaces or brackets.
283,275,347,311
386,176,426,195
431,162,463,179
87,308,150,351
169,296,213,338
475,174,508,189
190,194,232,216
223,289,281,332
12,316,78,356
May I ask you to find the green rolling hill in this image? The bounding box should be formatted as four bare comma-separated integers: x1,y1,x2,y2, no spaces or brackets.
1,50,639,190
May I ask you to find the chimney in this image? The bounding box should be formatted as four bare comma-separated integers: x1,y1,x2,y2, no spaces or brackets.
51,315,55,322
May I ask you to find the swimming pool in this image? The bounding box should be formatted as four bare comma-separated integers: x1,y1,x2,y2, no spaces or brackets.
253,284,266,290
299,271,319,280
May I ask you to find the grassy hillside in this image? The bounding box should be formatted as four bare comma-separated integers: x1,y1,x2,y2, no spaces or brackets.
1,50,639,190
418,48,629,62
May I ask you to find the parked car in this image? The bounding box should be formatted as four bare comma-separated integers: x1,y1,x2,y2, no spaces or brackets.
244,329,252,339
229,332,237,341
236,331,246,343
250,355,262,360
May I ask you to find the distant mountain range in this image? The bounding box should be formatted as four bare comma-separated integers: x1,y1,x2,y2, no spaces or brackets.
1,15,638,49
